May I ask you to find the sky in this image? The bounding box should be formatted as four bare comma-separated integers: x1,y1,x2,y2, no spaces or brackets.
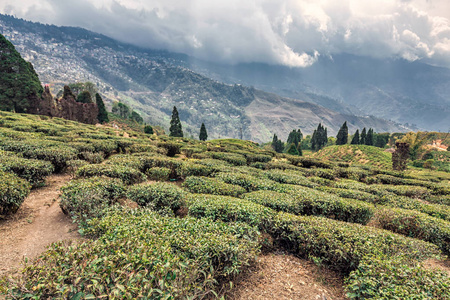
1,0,450,68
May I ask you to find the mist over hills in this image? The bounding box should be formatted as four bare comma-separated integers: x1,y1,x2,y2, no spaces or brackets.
0,14,415,142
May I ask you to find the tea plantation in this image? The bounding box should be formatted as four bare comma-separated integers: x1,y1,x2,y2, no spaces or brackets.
0,111,449,299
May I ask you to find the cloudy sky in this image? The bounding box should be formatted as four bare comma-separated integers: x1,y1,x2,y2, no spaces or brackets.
1,0,450,68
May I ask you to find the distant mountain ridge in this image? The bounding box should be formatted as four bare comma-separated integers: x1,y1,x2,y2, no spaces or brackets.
0,14,410,143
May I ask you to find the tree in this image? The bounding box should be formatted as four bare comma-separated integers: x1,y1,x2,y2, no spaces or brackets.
144,125,154,134
199,123,208,141
311,123,328,151
286,143,300,156
0,33,43,113
336,121,348,145
365,128,374,146
393,142,409,171
351,129,360,145
63,85,75,99
169,106,183,137
286,129,303,147
272,134,284,153
375,133,389,148
95,93,109,123
130,110,144,123
112,102,130,119
360,128,367,145
76,91,93,103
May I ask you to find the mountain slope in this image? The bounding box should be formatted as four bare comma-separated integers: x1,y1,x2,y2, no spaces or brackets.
0,14,408,143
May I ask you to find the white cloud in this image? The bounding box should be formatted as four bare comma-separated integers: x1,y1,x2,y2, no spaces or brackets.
1,0,450,67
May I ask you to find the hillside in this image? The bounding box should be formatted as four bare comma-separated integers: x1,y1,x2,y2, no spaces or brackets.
0,14,409,143
0,111,449,299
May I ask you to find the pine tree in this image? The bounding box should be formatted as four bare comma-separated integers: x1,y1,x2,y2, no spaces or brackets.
95,93,109,123
286,129,303,147
199,123,208,141
360,128,367,145
336,121,348,145
365,128,374,146
351,129,360,145
169,106,183,137
272,134,284,153
311,123,328,151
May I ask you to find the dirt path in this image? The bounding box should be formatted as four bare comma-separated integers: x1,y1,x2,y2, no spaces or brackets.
0,174,81,276
230,252,347,300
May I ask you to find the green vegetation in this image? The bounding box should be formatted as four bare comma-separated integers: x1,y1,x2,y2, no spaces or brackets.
0,111,449,299
95,93,109,123
169,106,183,137
0,33,43,113
199,122,208,141
336,121,348,145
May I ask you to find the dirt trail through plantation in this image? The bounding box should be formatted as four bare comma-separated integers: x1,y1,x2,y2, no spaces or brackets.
0,174,81,276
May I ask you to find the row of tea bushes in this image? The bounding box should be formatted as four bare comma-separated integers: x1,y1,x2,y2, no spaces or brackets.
185,194,448,299
4,208,260,299
183,176,246,197
0,170,31,215
243,189,375,225
0,154,53,186
76,164,147,185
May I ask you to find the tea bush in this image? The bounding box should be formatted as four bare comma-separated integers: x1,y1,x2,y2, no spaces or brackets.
177,161,216,178
59,177,126,228
245,153,273,164
369,184,430,198
187,194,275,229
146,167,171,181
208,152,247,166
23,146,78,172
374,207,450,254
127,182,186,213
157,142,182,157
76,164,146,185
244,189,375,224
0,170,31,215
0,155,54,186
215,172,283,192
183,176,246,197
5,209,260,299
264,169,318,188
346,255,450,299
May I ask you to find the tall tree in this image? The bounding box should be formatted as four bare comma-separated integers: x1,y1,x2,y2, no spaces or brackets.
351,129,360,145
130,110,143,123
336,121,348,145
286,129,303,147
375,133,390,148
169,106,183,137
272,134,284,153
199,123,208,141
95,93,109,123
311,123,328,151
365,128,374,145
360,128,367,145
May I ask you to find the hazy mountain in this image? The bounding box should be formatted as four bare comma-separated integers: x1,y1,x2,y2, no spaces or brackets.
0,14,409,143
179,53,450,132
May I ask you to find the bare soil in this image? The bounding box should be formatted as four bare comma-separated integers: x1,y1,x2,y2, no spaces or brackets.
0,174,81,276
229,252,348,300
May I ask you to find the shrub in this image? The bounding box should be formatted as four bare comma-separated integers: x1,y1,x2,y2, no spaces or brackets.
177,161,215,178
369,184,430,198
127,143,157,154
157,142,182,157
181,147,204,158
346,255,450,299
65,160,89,177
245,154,273,164
5,209,260,299
264,169,318,188
59,177,126,228
187,194,275,229
0,170,31,215
0,155,54,186
286,156,334,169
215,172,283,192
183,176,246,197
304,168,336,180
374,207,450,254
146,167,171,181
79,151,104,164
76,164,146,185
127,182,186,213
208,152,247,166
23,146,78,172
245,188,375,225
